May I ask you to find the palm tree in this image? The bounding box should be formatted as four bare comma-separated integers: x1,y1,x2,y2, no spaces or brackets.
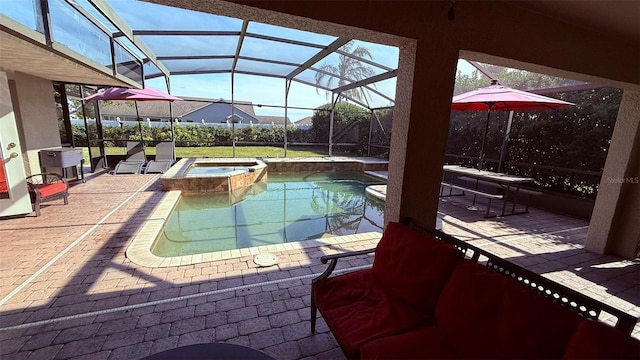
315,41,376,103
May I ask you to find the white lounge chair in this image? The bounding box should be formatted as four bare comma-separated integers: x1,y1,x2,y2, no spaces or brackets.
113,141,146,174
144,141,175,174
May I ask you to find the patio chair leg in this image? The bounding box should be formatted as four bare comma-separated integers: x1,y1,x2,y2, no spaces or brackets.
310,293,317,334
34,197,41,217
485,198,492,217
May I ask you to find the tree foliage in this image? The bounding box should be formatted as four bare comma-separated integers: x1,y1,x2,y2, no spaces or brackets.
453,64,574,96
311,102,372,155
315,41,376,103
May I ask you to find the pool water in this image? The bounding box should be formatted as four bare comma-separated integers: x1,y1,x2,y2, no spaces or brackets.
187,166,250,175
151,171,386,257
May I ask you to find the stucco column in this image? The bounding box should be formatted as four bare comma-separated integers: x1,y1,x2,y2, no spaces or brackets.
384,39,415,224
586,89,640,258
9,72,60,176
387,37,459,228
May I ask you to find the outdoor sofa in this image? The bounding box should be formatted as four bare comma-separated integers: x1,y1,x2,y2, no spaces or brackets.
311,220,640,359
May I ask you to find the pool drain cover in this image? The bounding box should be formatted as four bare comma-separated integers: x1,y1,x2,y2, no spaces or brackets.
254,253,278,267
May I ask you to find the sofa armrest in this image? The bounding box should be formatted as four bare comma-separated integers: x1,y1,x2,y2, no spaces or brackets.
313,247,376,284
310,247,377,335
320,248,377,264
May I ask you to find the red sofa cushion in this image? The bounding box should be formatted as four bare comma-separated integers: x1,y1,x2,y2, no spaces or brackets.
314,269,427,359
563,320,640,359
435,261,584,359
360,326,455,360
32,183,66,198
372,222,462,312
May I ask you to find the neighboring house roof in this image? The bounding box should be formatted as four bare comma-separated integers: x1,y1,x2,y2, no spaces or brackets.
183,102,260,124
97,96,257,121
183,97,257,117
257,115,292,126
295,116,313,125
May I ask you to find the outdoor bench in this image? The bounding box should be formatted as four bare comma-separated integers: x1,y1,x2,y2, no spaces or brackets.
310,219,640,359
503,185,543,214
440,181,503,217
457,175,543,214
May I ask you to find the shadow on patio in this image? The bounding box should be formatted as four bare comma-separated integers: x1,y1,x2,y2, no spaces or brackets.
0,169,376,360
0,170,638,360
438,196,640,326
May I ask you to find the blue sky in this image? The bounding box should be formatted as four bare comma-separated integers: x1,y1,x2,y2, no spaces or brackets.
0,0,474,122
104,0,404,121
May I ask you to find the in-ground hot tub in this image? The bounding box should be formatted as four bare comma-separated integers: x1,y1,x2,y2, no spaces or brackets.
161,158,267,193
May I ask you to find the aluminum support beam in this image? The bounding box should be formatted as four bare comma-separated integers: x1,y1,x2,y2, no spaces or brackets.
232,21,249,73
247,32,325,49
329,93,340,157
333,69,397,94
335,49,394,72
467,60,498,82
87,0,169,78
36,0,52,46
133,30,240,36
284,80,291,157
286,37,351,80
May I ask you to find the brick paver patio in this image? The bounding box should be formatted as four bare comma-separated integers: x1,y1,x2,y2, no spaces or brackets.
0,169,638,359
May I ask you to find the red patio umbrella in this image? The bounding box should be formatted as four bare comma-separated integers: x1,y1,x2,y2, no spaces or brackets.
83,87,181,142
452,80,573,170
83,87,182,102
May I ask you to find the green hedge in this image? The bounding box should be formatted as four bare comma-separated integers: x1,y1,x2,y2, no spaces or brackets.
69,103,392,157
69,123,315,147
446,87,621,198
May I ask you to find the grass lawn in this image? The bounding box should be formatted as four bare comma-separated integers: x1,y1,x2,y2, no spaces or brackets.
81,146,327,163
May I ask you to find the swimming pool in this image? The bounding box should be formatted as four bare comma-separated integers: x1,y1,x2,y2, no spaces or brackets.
186,166,251,175
151,171,386,257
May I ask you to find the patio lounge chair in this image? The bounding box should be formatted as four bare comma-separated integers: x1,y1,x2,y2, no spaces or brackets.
26,173,69,216
144,141,175,174
113,141,146,174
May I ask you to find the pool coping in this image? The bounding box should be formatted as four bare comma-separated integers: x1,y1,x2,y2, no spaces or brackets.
162,157,267,179
125,190,383,268
366,184,387,201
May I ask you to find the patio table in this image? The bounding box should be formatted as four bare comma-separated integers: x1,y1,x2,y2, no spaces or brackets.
442,165,536,217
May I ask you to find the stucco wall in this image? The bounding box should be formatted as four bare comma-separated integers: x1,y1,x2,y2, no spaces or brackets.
8,72,60,176
588,90,640,258
0,71,32,216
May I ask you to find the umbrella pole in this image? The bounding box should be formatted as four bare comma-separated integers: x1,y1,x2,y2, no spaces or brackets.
135,101,143,144
478,109,491,170
168,102,175,160
498,110,514,172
